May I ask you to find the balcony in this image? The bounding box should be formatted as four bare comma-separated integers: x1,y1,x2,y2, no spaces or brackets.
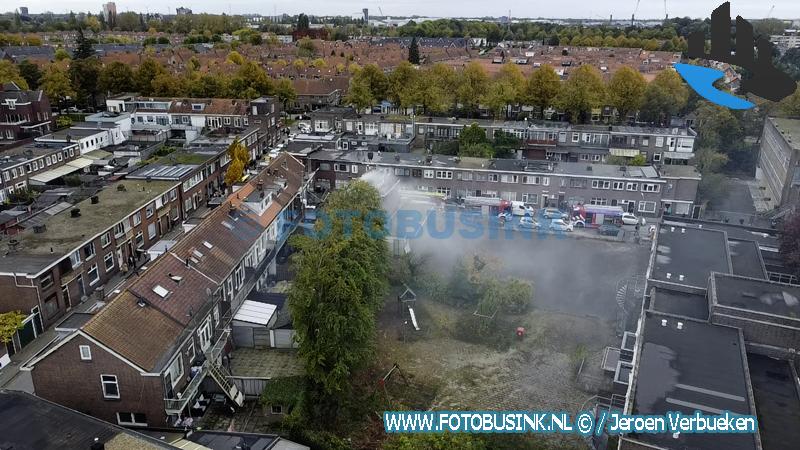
163,328,231,415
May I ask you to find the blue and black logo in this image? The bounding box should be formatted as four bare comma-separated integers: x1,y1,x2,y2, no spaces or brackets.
675,2,796,109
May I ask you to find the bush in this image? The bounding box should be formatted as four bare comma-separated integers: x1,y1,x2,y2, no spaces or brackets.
260,376,306,413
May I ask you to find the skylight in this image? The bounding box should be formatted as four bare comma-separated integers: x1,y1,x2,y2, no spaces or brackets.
203,241,213,249
152,285,170,298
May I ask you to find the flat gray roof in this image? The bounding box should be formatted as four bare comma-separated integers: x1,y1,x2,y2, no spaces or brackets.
728,240,768,280
0,179,177,275
711,273,800,319
649,287,709,320
747,353,800,450
630,312,757,450
650,224,731,288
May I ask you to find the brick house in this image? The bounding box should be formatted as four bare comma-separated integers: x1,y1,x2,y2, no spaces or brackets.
0,179,180,356
22,153,309,427
0,82,52,145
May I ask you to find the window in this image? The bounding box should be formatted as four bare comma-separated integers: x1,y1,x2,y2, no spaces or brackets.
521,193,538,204
642,137,650,146
170,189,177,201
79,345,92,360
69,250,81,268
500,174,518,183
638,201,657,213
462,171,473,181
351,165,358,174
655,136,664,147
132,212,142,226
580,154,590,161
488,174,499,182
117,413,147,427
146,203,155,218
147,222,157,240
104,253,114,271
319,163,331,171
590,197,608,206
83,242,96,259
653,153,662,162
542,177,550,186
572,133,579,143
570,179,586,188
591,180,611,190
334,163,348,172
271,405,284,414
166,355,184,388
423,170,434,179
100,231,111,248
88,264,99,286
101,375,119,399
612,181,624,190
592,154,602,162
641,183,660,193
435,170,453,179
135,231,144,247
626,182,639,192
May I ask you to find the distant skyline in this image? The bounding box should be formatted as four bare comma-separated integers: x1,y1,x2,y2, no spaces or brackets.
6,0,800,21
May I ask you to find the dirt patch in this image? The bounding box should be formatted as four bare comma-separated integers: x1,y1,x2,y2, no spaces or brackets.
378,299,617,414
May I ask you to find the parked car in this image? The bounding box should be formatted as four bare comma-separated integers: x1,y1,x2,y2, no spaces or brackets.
571,217,586,228
542,208,568,219
518,216,541,229
598,224,622,236
621,213,642,226
549,218,574,232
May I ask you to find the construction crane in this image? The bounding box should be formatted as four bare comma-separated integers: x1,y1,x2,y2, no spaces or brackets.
632,0,641,26
766,5,775,18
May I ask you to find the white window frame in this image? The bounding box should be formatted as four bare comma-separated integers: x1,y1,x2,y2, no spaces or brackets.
638,201,657,213
101,374,120,399
104,253,114,271
641,183,660,193
79,345,92,360
116,412,148,427
88,264,100,286
100,231,112,248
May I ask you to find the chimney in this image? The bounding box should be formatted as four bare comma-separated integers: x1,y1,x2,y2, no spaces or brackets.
71,208,81,218
7,239,19,253
90,195,99,204
90,438,104,450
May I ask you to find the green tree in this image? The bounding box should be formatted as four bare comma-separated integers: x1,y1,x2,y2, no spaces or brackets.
778,83,800,116
69,57,102,108
414,63,456,114
226,50,245,65
640,70,689,125
408,36,420,64
456,61,489,115
523,64,560,117
0,311,25,344
483,64,525,118
274,78,297,110
344,76,374,110
150,73,186,97
54,48,71,61
289,180,388,422
556,65,606,123
353,63,388,102
459,123,488,147
17,60,41,89
73,28,95,60
134,58,167,95
98,61,135,95
387,61,417,108
0,60,28,89
296,13,310,31
56,115,73,128
224,158,245,186
297,37,316,58
459,143,494,158
608,66,646,123
693,102,744,151
40,64,76,111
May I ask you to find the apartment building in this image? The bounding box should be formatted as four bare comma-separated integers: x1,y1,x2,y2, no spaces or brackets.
126,126,265,218
614,220,800,450
0,179,180,356
308,149,699,216
21,153,308,428
756,117,800,212
0,82,52,144
0,141,96,202
308,109,697,164
105,96,282,149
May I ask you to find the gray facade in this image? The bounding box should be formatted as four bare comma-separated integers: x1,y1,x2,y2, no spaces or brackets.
309,150,697,216
757,117,800,209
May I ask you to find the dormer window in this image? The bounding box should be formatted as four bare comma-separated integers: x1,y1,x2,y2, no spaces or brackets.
5,100,16,110
191,104,203,111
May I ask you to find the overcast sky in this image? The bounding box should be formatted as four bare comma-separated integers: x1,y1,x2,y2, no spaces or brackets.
9,0,800,20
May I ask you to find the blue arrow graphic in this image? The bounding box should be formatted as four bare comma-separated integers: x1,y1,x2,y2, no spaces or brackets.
674,63,755,110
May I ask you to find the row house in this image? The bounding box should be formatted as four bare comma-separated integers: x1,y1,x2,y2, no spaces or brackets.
36,127,115,155
0,141,90,202
0,179,180,356
308,109,696,165
21,153,309,428
125,126,267,218
106,96,282,149
0,82,52,144
308,149,699,217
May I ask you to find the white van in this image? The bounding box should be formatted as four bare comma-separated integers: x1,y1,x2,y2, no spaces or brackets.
510,201,536,216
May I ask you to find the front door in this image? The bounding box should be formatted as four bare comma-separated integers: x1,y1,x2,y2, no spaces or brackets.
62,285,71,310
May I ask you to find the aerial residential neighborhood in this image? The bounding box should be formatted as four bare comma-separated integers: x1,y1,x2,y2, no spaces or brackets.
2,2,800,450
